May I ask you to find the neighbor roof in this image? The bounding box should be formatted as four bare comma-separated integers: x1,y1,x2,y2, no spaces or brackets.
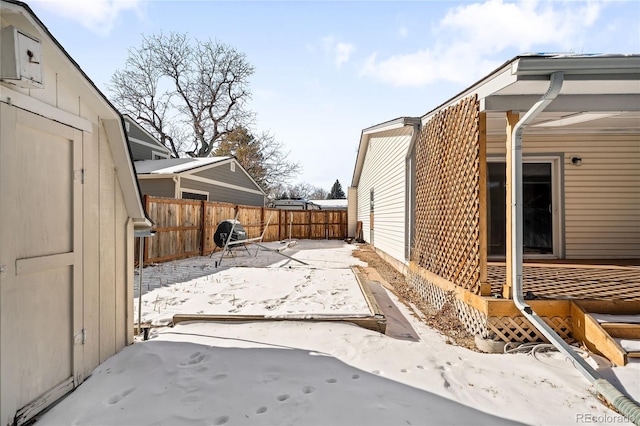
134,157,231,174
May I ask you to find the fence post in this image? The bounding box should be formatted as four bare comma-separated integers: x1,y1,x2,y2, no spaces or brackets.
144,194,150,266
200,200,206,256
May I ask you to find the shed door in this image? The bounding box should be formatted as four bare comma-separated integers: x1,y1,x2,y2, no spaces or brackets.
0,106,83,424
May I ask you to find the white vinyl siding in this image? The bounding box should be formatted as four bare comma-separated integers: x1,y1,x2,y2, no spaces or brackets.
357,130,412,263
487,134,640,259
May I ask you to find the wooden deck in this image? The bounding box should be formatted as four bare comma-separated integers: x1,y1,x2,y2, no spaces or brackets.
487,262,640,301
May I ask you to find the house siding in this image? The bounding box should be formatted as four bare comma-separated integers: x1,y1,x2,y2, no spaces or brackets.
129,141,157,162
138,178,176,199
357,130,412,263
192,161,258,190
487,133,640,259
181,177,265,206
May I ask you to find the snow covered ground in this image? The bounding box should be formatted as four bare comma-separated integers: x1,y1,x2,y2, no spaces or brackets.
38,241,638,425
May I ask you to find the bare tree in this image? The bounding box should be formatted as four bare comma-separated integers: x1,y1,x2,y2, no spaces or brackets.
214,127,300,194
108,32,254,158
309,187,329,200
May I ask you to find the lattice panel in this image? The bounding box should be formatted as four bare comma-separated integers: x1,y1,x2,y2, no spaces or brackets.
488,316,572,343
413,96,482,294
407,269,448,310
407,268,489,337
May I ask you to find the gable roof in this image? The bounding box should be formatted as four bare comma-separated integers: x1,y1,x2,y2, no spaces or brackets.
134,157,266,196
1,0,151,230
351,117,420,187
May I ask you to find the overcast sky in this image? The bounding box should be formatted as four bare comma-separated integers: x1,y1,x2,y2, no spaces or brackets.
27,0,640,192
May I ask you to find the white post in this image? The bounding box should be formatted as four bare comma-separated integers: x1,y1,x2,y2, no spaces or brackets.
137,236,144,335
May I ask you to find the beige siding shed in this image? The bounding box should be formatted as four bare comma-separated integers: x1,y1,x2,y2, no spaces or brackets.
0,2,151,424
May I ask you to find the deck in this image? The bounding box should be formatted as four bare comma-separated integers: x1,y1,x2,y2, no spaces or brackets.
487,262,640,301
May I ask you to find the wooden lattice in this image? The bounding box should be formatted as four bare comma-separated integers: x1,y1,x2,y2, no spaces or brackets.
413,96,482,294
407,267,489,337
487,316,572,343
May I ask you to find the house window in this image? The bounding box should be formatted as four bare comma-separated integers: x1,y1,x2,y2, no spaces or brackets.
181,190,208,201
152,151,169,160
230,162,236,172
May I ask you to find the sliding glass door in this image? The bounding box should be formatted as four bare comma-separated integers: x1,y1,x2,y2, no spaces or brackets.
487,159,560,258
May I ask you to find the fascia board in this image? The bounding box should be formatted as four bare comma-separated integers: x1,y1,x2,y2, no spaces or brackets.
104,118,150,226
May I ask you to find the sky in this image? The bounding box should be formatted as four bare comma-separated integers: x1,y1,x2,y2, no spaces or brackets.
26,0,640,192
37,240,638,425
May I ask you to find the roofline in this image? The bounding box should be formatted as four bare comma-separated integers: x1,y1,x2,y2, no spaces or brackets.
123,115,172,155
3,0,151,228
420,53,640,122
351,117,420,188
136,157,267,196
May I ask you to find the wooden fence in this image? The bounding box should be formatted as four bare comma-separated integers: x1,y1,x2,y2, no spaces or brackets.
141,196,348,264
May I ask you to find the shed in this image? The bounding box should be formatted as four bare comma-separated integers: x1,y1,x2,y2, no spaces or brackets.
0,1,152,424
135,157,266,207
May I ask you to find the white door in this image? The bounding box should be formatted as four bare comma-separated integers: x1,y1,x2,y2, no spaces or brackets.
0,105,83,424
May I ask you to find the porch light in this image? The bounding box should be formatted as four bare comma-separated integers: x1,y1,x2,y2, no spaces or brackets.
571,156,582,166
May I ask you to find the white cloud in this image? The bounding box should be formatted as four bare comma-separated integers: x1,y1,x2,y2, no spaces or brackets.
398,26,409,38
34,0,146,37
361,0,605,87
322,35,355,69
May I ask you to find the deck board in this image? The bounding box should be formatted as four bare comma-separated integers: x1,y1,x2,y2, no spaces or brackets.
487,263,640,301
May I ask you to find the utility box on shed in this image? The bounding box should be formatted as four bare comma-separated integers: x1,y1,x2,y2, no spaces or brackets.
1,25,43,88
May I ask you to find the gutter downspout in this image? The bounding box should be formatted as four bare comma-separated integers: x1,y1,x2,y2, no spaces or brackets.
510,71,640,424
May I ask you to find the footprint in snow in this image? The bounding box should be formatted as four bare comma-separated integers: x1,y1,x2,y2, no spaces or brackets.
277,394,290,402
256,406,268,414
106,387,135,405
213,415,230,425
325,378,337,384
301,386,315,394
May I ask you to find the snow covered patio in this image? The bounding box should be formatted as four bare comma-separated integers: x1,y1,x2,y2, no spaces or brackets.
36,241,638,425
133,240,385,333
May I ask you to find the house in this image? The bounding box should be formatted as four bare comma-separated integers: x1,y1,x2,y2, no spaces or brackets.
270,199,321,210
349,117,420,264
351,54,640,363
0,1,152,424
310,199,348,210
135,157,266,207
124,114,172,161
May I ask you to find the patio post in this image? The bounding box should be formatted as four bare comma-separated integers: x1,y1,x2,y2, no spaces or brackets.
503,111,520,299
478,112,491,296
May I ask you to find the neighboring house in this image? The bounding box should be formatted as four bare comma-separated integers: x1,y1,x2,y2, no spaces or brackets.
351,54,639,357
124,114,172,161
310,199,348,210
0,1,152,424
270,199,321,210
135,157,266,206
349,117,420,264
